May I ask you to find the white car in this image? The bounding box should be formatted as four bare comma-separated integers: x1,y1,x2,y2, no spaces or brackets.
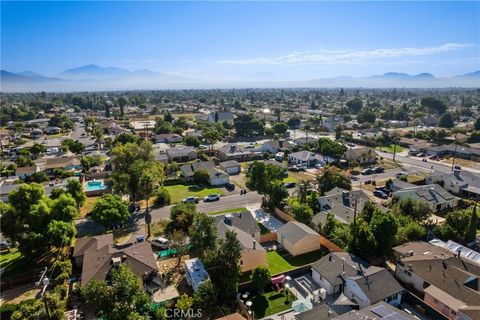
151,237,170,249
182,196,199,204
396,171,408,178
203,194,220,202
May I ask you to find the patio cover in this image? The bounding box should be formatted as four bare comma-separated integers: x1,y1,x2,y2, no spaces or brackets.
292,299,313,313
332,293,358,307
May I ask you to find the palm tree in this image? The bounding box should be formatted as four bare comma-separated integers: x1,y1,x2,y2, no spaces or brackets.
92,124,104,150
139,173,157,238
303,124,312,148
296,180,311,203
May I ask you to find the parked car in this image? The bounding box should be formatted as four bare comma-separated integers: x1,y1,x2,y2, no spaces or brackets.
396,171,407,178
372,167,384,173
151,236,170,249
417,153,425,157
182,196,200,204
454,165,462,170
226,182,235,190
284,182,296,188
0,240,11,250
373,190,389,199
204,194,220,202
136,235,146,243
315,163,324,169
361,168,373,175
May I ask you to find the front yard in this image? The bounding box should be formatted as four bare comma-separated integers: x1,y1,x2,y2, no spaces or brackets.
266,249,325,275
377,144,406,154
0,249,32,277
249,289,295,318
206,207,248,216
164,184,225,203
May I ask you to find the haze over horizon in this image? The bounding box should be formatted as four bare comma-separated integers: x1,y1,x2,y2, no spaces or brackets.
1,1,479,91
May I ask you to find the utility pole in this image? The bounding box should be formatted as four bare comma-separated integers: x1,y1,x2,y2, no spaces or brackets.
352,195,358,250
451,133,458,172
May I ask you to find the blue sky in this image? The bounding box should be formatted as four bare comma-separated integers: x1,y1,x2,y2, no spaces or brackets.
1,1,479,81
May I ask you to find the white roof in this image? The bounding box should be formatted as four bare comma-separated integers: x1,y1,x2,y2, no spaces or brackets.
184,258,209,292
429,239,480,265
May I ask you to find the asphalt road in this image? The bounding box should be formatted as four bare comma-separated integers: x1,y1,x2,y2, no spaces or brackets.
149,191,263,220
75,192,264,238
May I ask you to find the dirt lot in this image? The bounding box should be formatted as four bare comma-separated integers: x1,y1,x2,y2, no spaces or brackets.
0,284,40,306
439,157,480,170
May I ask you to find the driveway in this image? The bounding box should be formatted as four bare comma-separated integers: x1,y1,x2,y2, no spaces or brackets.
249,204,284,231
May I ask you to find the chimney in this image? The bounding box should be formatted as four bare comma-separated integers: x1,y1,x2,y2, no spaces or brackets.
253,240,256,250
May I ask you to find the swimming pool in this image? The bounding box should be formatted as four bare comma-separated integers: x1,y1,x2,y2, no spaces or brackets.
85,180,107,191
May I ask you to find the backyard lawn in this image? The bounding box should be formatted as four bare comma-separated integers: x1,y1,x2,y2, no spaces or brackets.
0,249,31,277
164,184,224,203
79,196,99,218
250,289,295,318
266,249,325,275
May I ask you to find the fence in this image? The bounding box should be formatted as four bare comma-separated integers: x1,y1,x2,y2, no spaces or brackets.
260,232,277,243
273,207,295,223
402,291,448,320
320,236,344,253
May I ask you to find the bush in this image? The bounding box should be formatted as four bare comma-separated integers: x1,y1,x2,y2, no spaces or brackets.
193,169,210,185
154,187,171,207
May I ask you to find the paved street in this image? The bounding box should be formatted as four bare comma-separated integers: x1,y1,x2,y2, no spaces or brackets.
149,191,263,220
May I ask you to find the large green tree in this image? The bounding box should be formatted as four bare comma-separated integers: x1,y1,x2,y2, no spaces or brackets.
90,194,130,228
81,264,152,320
189,213,217,256
316,167,351,195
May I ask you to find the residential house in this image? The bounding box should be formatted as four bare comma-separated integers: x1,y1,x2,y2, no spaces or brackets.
426,171,480,199
43,126,61,135
165,146,197,162
216,144,256,162
155,133,183,144
394,242,480,319
30,129,44,139
424,145,480,161
276,221,321,256
15,165,40,180
215,213,266,272
288,151,334,167
311,252,404,309
219,160,241,175
293,137,319,147
184,258,210,292
343,147,378,165
130,120,156,139
259,160,288,175
257,139,293,154
207,111,234,124
180,161,229,186
322,115,344,132
35,155,82,176
388,178,417,192
331,302,416,320
393,184,459,213
73,234,158,287
312,188,374,226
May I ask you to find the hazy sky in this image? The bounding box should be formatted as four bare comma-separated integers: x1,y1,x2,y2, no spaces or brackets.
1,1,479,81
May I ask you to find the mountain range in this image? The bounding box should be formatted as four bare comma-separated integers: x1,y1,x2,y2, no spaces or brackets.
1,64,479,92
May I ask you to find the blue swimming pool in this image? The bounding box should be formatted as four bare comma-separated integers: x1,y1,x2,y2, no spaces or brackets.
85,180,107,191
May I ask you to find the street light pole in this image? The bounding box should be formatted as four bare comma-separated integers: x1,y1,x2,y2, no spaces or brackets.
451,133,458,172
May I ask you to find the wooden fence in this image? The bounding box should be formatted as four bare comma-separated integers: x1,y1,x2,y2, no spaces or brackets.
273,207,295,223
320,236,344,253
260,232,277,243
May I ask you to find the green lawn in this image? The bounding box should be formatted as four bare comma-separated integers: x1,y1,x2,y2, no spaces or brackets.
0,249,32,277
250,289,295,318
266,249,325,275
164,184,225,203
378,144,405,154
206,207,247,216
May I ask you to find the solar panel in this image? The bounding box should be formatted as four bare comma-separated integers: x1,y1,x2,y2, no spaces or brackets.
371,305,410,320
371,305,392,317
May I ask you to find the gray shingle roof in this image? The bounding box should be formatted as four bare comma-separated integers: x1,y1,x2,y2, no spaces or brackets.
276,221,319,245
